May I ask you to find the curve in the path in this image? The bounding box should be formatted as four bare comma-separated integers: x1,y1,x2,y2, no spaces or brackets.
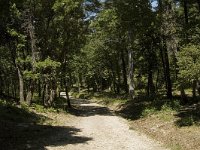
46,98,168,150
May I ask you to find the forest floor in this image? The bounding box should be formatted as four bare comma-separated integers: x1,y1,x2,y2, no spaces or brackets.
0,96,168,150
1,92,200,150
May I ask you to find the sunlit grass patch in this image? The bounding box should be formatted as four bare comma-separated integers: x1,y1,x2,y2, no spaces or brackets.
141,99,181,122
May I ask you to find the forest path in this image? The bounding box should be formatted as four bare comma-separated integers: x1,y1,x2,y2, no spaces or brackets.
46,95,168,150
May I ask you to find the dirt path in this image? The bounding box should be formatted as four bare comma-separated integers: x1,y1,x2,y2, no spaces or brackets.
46,98,168,150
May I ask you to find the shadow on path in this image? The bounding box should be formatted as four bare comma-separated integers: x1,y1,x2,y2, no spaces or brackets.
0,122,92,150
0,101,92,150
68,98,114,117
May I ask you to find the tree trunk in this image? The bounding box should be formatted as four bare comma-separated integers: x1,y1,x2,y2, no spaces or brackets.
49,89,55,106
147,69,155,97
44,81,49,106
0,70,3,95
160,45,167,91
192,80,197,99
26,80,34,106
64,79,71,108
116,60,121,94
42,82,46,106
161,0,178,99
180,86,188,104
26,11,37,105
197,80,200,96
120,49,128,93
160,38,173,99
128,48,135,100
38,79,41,97
197,0,200,12
164,46,173,99
183,0,189,25
48,80,56,106
155,69,160,92
17,66,25,103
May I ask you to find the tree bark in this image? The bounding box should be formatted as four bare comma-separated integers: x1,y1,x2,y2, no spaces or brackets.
64,78,71,108
120,48,128,93
192,80,197,99
26,11,37,105
38,79,41,97
116,59,121,94
17,66,25,103
44,80,49,106
147,69,155,97
180,86,188,104
197,0,200,12
155,69,160,92
164,46,173,99
0,69,3,96
183,0,189,25
128,48,135,100
42,82,46,106
197,80,200,96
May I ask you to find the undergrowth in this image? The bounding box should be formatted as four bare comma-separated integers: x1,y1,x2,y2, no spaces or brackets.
0,99,50,125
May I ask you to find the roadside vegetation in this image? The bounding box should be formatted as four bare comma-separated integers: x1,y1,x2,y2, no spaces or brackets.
73,89,200,150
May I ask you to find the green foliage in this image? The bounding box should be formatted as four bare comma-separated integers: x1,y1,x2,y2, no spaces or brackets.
36,57,61,70
23,70,40,80
30,103,59,113
9,3,21,18
91,92,128,105
176,115,194,126
141,99,181,119
177,44,200,83
141,107,157,117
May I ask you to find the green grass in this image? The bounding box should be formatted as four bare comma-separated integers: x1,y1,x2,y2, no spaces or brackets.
141,99,181,122
30,95,70,113
169,144,182,150
91,92,129,106
176,116,194,126
70,91,92,99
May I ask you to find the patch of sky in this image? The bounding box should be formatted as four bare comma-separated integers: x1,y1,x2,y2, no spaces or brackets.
151,0,158,8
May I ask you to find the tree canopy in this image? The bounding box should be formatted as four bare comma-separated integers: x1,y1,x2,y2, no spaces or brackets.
0,0,200,107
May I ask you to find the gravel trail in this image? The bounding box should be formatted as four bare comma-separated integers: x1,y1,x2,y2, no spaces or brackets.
46,98,168,150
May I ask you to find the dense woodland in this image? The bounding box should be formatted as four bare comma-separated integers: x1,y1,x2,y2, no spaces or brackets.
0,0,200,107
